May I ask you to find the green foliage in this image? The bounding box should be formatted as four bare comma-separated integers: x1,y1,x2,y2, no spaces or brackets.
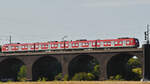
37,77,48,82
131,68,142,80
92,64,100,80
63,74,69,81
17,65,27,81
87,73,95,80
55,73,63,81
126,57,142,80
132,68,142,75
127,58,141,68
109,74,124,81
72,72,95,81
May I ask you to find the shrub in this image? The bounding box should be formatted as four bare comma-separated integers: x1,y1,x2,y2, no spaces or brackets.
109,74,124,81
92,64,100,80
87,73,95,81
72,72,95,81
131,68,142,80
17,65,27,81
55,73,63,81
37,77,47,82
64,74,69,81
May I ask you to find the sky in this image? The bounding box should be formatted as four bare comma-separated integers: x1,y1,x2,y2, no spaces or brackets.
0,0,150,46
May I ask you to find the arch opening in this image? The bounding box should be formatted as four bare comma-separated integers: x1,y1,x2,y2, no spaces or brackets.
107,54,142,80
0,58,24,81
32,56,62,81
68,54,100,80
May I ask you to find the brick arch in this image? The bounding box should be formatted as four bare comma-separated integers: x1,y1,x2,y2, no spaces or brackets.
106,52,142,68
32,56,62,81
67,54,99,69
68,54,100,80
0,57,25,65
106,52,142,80
0,57,25,81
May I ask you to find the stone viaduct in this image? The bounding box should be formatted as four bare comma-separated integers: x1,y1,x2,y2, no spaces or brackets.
0,48,143,81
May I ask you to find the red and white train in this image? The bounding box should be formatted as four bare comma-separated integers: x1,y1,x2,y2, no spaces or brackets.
1,38,139,52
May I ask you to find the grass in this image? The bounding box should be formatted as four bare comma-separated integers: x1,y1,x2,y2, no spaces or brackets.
0,81,150,84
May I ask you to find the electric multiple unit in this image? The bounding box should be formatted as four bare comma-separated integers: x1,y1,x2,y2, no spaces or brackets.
1,38,139,52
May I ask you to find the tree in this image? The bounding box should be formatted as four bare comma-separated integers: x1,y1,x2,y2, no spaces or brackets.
127,58,141,69
17,65,27,81
126,57,142,80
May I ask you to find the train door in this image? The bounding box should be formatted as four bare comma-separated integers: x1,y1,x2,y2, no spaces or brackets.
101,41,104,47
123,40,126,47
88,41,92,48
111,41,115,47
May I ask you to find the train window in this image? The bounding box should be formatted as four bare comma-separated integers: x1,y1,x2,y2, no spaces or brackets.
66,44,69,46
45,45,48,47
36,45,39,48
104,42,107,45
73,43,75,46
115,41,118,44
41,45,44,47
108,42,111,45
52,44,56,47
76,43,78,46
16,46,18,49
126,40,130,44
82,43,88,46
11,46,14,49
135,39,139,43
6,46,8,49
22,46,24,48
22,45,27,48
119,41,122,44
31,45,34,48
51,44,54,47
97,42,100,45
72,42,78,46
25,46,28,48
93,42,95,45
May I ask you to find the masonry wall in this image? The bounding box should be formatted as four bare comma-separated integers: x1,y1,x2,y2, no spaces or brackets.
0,50,143,81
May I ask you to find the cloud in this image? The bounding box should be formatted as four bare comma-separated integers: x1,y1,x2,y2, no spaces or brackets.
81,0,150,8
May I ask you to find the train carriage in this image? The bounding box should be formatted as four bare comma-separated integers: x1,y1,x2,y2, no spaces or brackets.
1,38,139,52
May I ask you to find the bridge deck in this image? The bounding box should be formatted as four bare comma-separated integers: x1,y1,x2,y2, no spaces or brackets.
0,48,143,56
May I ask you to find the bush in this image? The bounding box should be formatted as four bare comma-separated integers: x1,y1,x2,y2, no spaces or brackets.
17,65,27,81
131,68,142,80
128,58,141,69
132,68,142,75
92,64,100,80
55,73,63,81
37,77,47,82
64,74,69,81
72,72,95,81
109,74,124,81
87,73,95,81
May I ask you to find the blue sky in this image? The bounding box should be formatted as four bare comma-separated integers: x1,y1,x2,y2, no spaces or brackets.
0,0,150,46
